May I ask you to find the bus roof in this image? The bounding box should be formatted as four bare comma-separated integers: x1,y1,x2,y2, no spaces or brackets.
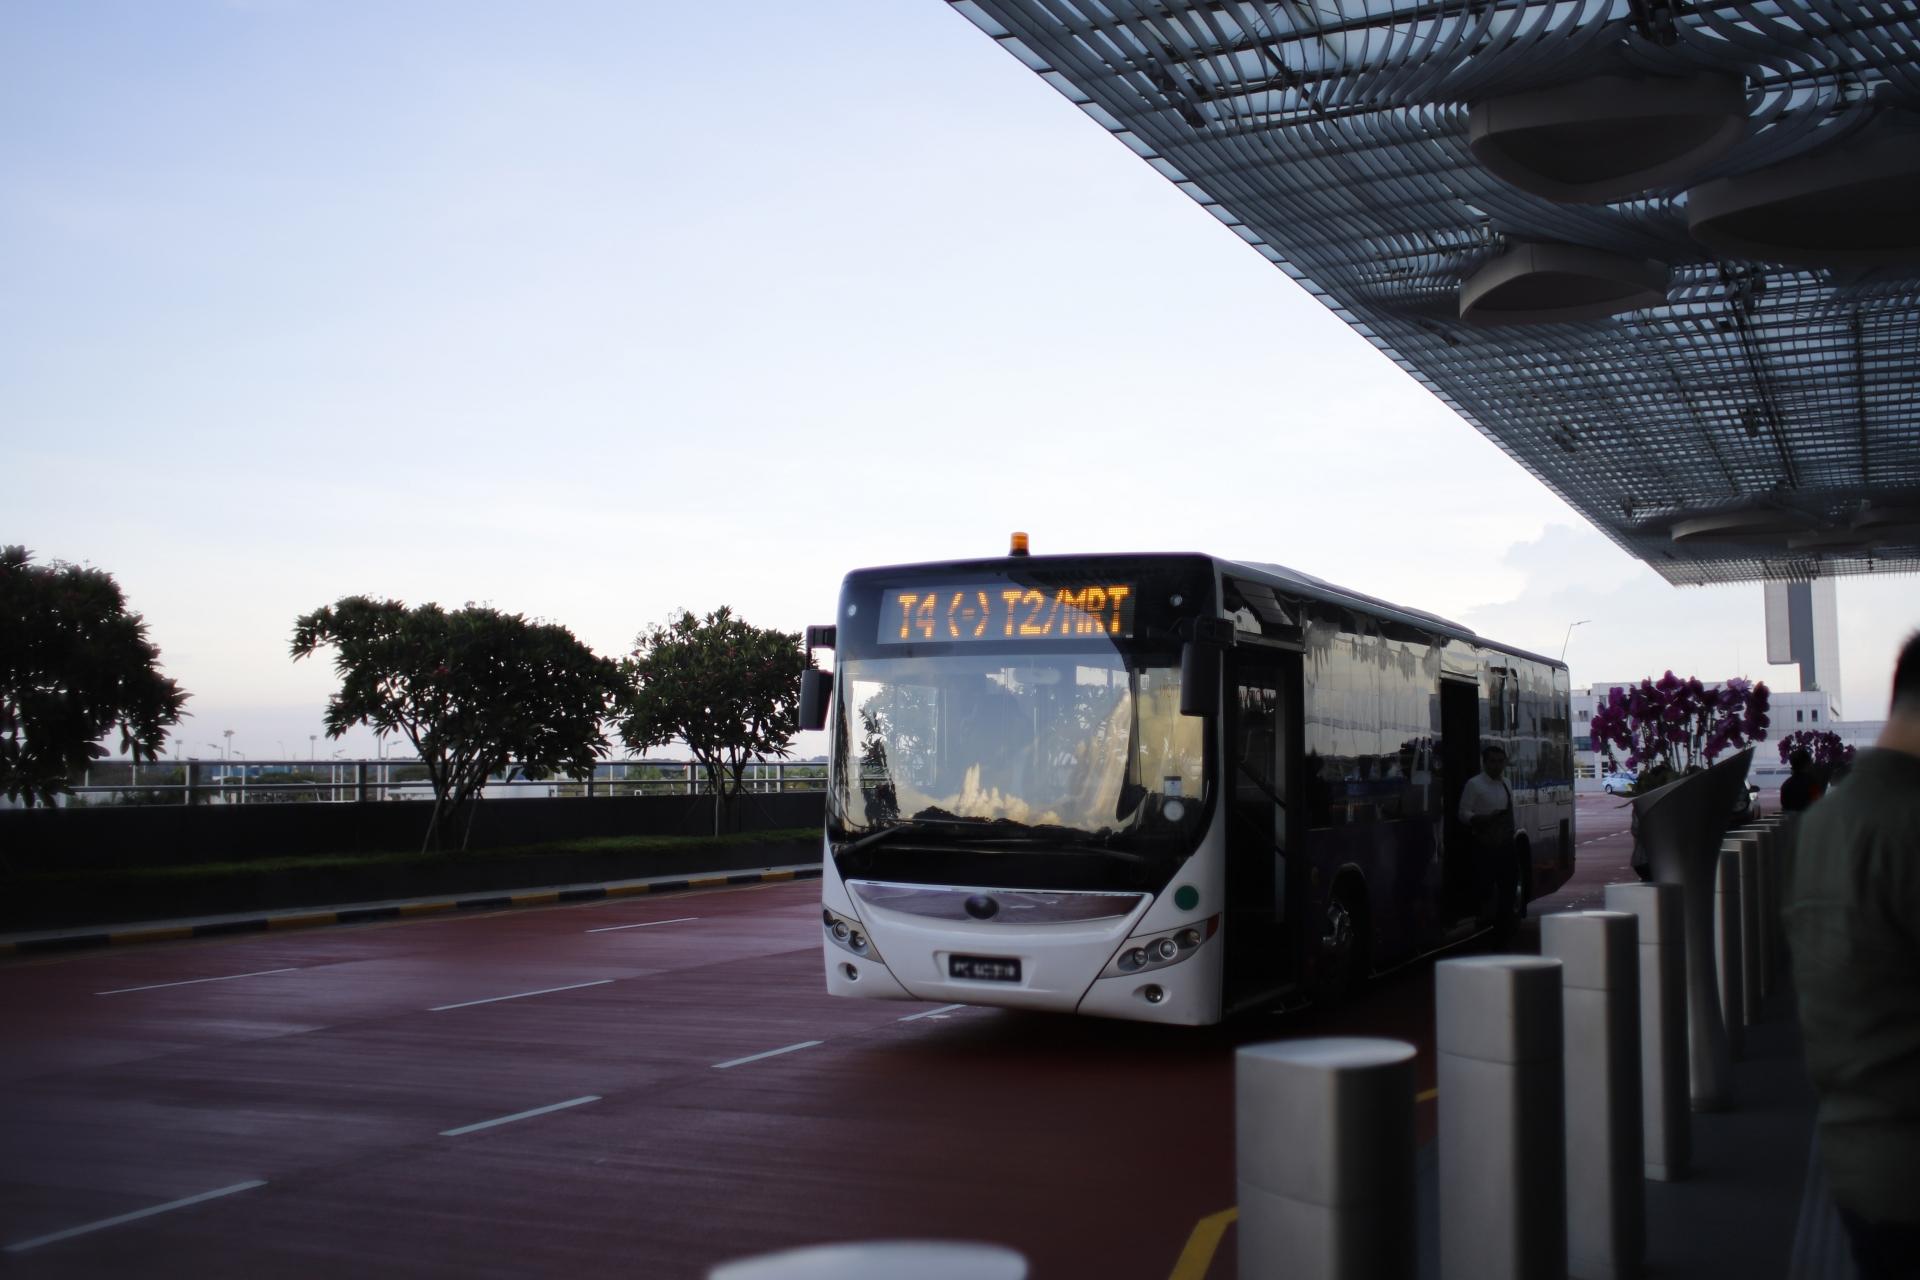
842,551,1566,672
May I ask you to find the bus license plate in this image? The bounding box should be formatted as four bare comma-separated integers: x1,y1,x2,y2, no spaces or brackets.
949,955,1021,983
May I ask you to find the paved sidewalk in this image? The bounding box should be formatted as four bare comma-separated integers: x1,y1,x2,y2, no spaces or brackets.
0,861,822,957
1400,981,1847,1280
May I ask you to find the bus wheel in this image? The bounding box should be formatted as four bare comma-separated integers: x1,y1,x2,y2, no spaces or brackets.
1315,883,1367,1009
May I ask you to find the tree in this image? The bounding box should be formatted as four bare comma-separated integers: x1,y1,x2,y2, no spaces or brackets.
292,597,620,851
617,607,807,830
1589,672,1771,784
1,546,188,808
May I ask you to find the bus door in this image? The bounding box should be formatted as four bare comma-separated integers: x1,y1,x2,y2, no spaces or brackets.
1224,648,1303,1001
1439,676,1481,920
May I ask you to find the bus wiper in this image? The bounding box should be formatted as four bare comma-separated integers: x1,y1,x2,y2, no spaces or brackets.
835,823,917,857
836,816,992,856
954,824,1149,859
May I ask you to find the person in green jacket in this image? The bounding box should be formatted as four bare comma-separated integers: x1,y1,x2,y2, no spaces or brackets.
1788,630,1920,1278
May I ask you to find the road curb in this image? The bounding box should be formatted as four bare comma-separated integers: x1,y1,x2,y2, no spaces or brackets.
0,864,822,958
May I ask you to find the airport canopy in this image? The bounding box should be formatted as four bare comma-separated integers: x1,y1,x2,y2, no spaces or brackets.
950,0,1920,585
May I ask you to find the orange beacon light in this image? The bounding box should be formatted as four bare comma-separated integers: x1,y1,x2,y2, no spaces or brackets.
1009,531,1030,557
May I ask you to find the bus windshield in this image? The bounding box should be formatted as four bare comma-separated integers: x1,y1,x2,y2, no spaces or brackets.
830,649,1207,854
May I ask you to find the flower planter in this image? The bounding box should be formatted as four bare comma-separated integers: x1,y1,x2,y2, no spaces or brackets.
1628,746,1755,1111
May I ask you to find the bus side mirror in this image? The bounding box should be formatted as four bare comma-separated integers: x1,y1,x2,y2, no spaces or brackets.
1179,617,1233,717
1180,641,1220,717
799,668,833,732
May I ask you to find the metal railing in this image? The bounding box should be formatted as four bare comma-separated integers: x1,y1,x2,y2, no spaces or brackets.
44,759,828,808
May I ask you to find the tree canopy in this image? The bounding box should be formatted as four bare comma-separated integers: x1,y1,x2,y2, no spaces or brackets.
292,597,620,850
618,607,807,821
1,546,188,807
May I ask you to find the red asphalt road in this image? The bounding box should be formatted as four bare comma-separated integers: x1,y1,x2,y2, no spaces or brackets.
0,796,1645,1279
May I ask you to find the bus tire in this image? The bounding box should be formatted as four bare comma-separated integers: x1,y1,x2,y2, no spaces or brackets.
1315,879,1369,1009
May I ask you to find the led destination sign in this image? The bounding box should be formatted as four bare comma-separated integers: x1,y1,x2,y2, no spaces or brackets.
881,583,1136,644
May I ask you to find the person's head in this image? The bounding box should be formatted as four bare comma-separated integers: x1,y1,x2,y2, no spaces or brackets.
1894,632,1920,720
1481,744,1507,778
1883,631,1920,757
1789,748,1812,774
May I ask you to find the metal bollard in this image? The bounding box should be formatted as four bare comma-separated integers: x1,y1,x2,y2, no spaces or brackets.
1438,956,1566,1280
1544,912,1645,1280
708,1242,1026,1280
1715,846,1746,1061
1603,881,1689,1181
1236,1037,1417,1280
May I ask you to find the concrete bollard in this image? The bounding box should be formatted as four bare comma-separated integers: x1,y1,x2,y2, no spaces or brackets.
1737,826,1774,998
1236,1037,1417,1280
1603,881,1689,1181
1750,824,1778,995
1543,912,1645,1280
1438,956,1565,1280
1715,846,1746,1061
1723,837,1762,1025
709,1242,1027,1280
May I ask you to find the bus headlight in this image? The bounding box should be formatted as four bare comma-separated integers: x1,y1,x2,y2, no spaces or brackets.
824,908,882,962
1102,915,1219,979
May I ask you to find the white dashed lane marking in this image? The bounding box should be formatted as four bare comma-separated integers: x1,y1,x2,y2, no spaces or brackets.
713,1040,822,1070
429,979,613,1012
440,1095,601,1137
898,1004,967,1022
96,968,297,996
4,1181,268,1254
586,916,698,934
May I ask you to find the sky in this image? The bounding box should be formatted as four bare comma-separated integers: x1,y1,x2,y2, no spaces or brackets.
4,0,1914,763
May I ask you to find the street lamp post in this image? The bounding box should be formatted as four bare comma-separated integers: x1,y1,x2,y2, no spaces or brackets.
232,750,247,804
1561,619,1591,661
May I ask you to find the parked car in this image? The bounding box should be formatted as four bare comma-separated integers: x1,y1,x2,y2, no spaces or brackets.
1602,770,1637,794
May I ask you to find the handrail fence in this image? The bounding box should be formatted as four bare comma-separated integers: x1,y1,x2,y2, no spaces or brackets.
47,759,828,808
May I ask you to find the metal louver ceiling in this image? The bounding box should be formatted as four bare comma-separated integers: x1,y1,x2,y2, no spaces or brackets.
948,0,1920,585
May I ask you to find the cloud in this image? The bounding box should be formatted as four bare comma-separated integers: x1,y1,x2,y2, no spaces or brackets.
1459,524,1779,690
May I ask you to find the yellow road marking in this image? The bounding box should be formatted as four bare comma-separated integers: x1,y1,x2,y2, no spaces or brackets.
511,892,560,907
687,876,729,889
1417,1086,1439,1103
761,870,796,882
1169,1206,1237,1280
398,901,454,917
110,926,195,944
606,884,652,897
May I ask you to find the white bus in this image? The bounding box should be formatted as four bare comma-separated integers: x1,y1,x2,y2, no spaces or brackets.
799,546,1574,1025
